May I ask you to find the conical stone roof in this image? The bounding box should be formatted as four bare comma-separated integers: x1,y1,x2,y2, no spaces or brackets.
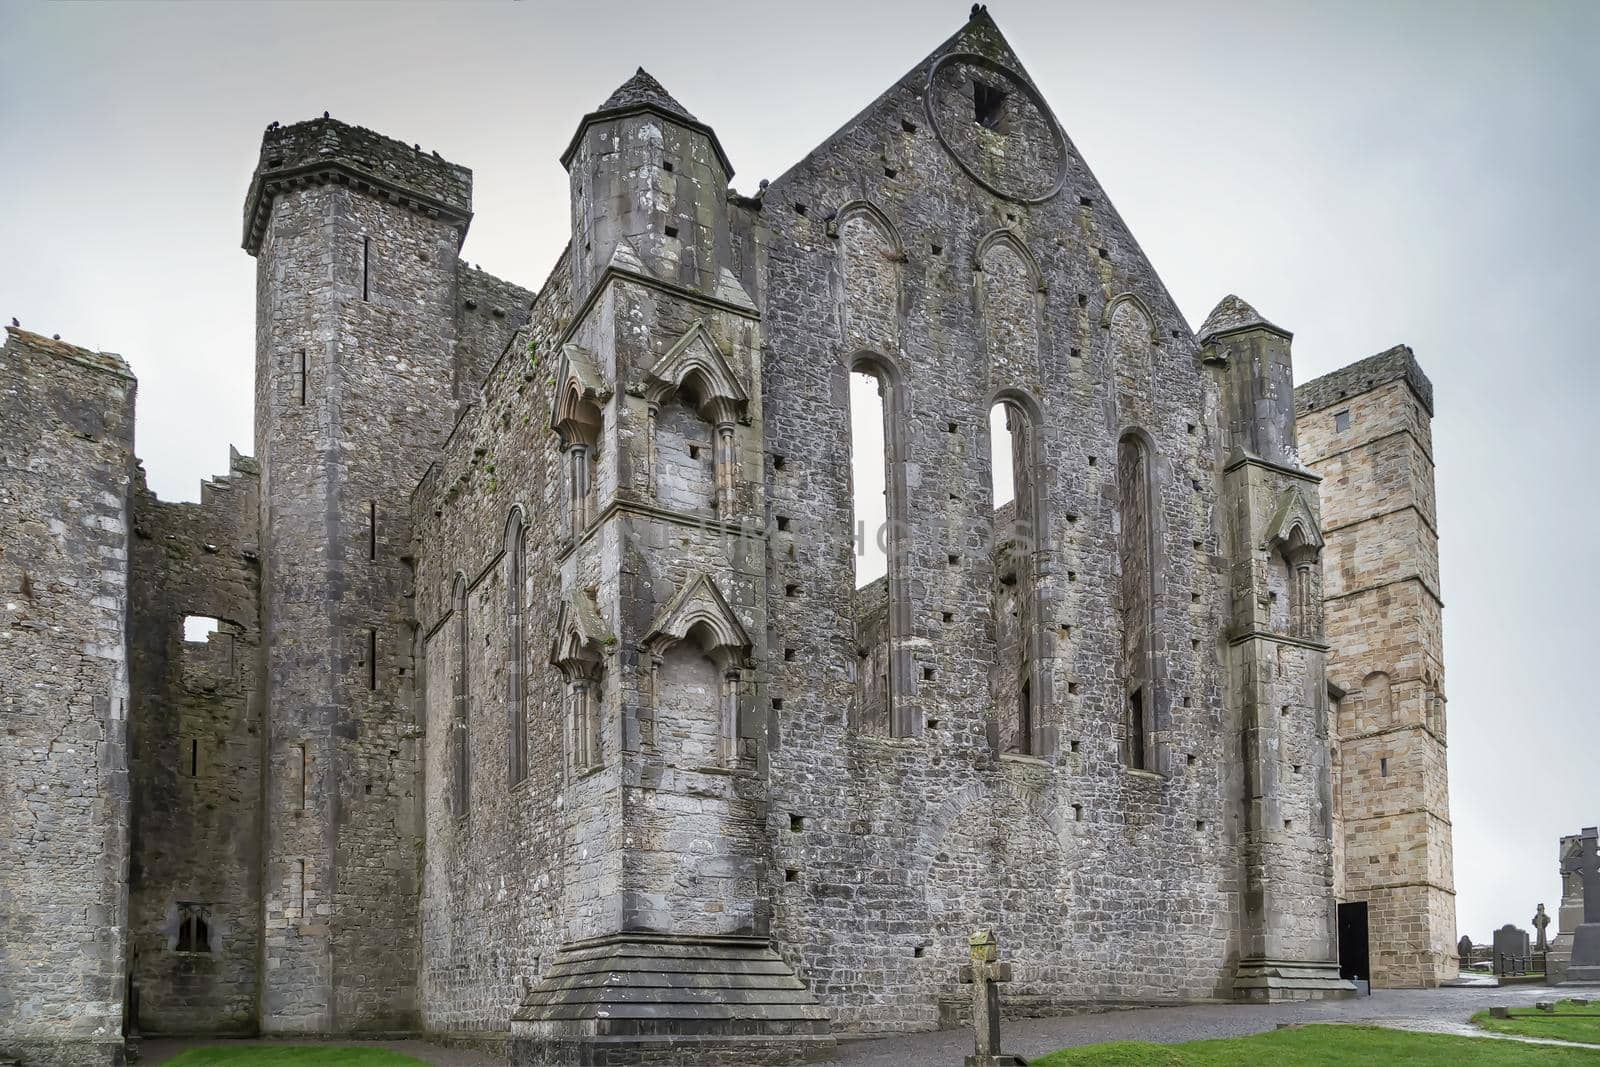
596,67,697,122
1198,294,1288,340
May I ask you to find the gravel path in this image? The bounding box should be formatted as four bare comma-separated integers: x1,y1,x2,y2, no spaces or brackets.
137,986,1587,1066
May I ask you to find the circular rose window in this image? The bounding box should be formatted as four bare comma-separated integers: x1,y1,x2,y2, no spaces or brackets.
925,53,1068,204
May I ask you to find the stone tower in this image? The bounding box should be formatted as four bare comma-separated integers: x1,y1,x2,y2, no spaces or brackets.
473,72,831,1060
1202,297,1348,1000
244,118,474,1031
1297,347,1456,987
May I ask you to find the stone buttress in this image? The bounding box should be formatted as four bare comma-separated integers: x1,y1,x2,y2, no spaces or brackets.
1203,297,1353,1001
506,72,833,1064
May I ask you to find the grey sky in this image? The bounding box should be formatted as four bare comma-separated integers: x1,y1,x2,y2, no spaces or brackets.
2,0,1595,944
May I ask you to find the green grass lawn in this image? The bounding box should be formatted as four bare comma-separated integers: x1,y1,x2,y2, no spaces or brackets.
161,1048,428,1066
1031,1023,1600,1066
1474,1000,1600,1046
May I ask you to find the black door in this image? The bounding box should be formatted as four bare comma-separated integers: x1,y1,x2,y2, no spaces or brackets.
1338,901,1370,981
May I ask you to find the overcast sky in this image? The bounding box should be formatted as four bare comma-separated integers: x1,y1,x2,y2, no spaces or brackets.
3,0,1595,945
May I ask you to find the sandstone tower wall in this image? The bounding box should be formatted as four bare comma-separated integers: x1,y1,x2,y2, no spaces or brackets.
126,451,262,1034
0,328,137,1066
1298,346,1456,987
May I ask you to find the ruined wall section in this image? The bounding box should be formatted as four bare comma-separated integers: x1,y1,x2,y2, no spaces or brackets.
127,451,261,1035
412,249,574,1038
454,262,534,403
757,14,1238,1029
1298,346,1455,988
0,328,136,1066
248,116,471,1033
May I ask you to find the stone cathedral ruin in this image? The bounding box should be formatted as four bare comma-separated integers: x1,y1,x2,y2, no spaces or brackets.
0,10,1458,1065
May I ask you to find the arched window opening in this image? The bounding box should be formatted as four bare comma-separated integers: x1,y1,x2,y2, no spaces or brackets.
452,575,471,817
506,512,528,787
989,398,1040,755
850,370,889,589
1117,432,1159,771
847,358,910,737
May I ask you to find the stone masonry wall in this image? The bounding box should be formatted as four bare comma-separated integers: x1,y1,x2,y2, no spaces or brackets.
0,328,136,1066
1298,347,1456,987
756,15,1246,1030
127,451,261,1034
412,249,574,1038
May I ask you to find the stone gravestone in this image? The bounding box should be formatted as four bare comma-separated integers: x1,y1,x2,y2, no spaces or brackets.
1534,904,1551,953
1552,833,1586,982
1564,826,1600,984
959,930,1027,1067
1493,924,1530,975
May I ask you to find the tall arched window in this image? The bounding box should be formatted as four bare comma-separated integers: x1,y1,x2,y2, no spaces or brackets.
451,574,471,816
1117,432,1158,771
848,356,910,736
506,509,528,787
989,396,1042,755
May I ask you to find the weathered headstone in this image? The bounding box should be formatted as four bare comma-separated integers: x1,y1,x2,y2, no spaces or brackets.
1534,904,1551,953
1493,924,1530,976
959,930,1027,1067
1564,826,1600,984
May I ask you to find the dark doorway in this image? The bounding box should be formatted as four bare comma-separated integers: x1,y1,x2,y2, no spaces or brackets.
1338,901,1370,981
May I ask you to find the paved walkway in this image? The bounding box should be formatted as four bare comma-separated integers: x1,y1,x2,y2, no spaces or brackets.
835,986,1578,1064
139,986,1585,1065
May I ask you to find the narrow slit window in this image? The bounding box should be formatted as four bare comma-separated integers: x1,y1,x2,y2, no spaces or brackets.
298,349,307,405
189,738,199,777
507,514,528,787
1128,688,1146,771
361,236,371,301
367,628,377,690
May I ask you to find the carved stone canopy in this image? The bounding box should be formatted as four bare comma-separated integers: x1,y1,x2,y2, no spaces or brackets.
643,322,747,426
642,571,751,672
550,591,612,681
550,343,608,448
1263,486,1323,565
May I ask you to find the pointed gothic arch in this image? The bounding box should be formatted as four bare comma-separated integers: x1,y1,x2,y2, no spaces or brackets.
827,199,906,256
643,572,752,767
551,591,612,774
550,343,606,537
973,228,1046,293
1099,292,1162,341
644,322,748,515
1116,429,1165,774
1264,487,1324,640
848,350,915,738
987,387,1049,756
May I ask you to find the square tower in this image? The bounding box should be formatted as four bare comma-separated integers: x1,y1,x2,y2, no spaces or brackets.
1297,347,1456,988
